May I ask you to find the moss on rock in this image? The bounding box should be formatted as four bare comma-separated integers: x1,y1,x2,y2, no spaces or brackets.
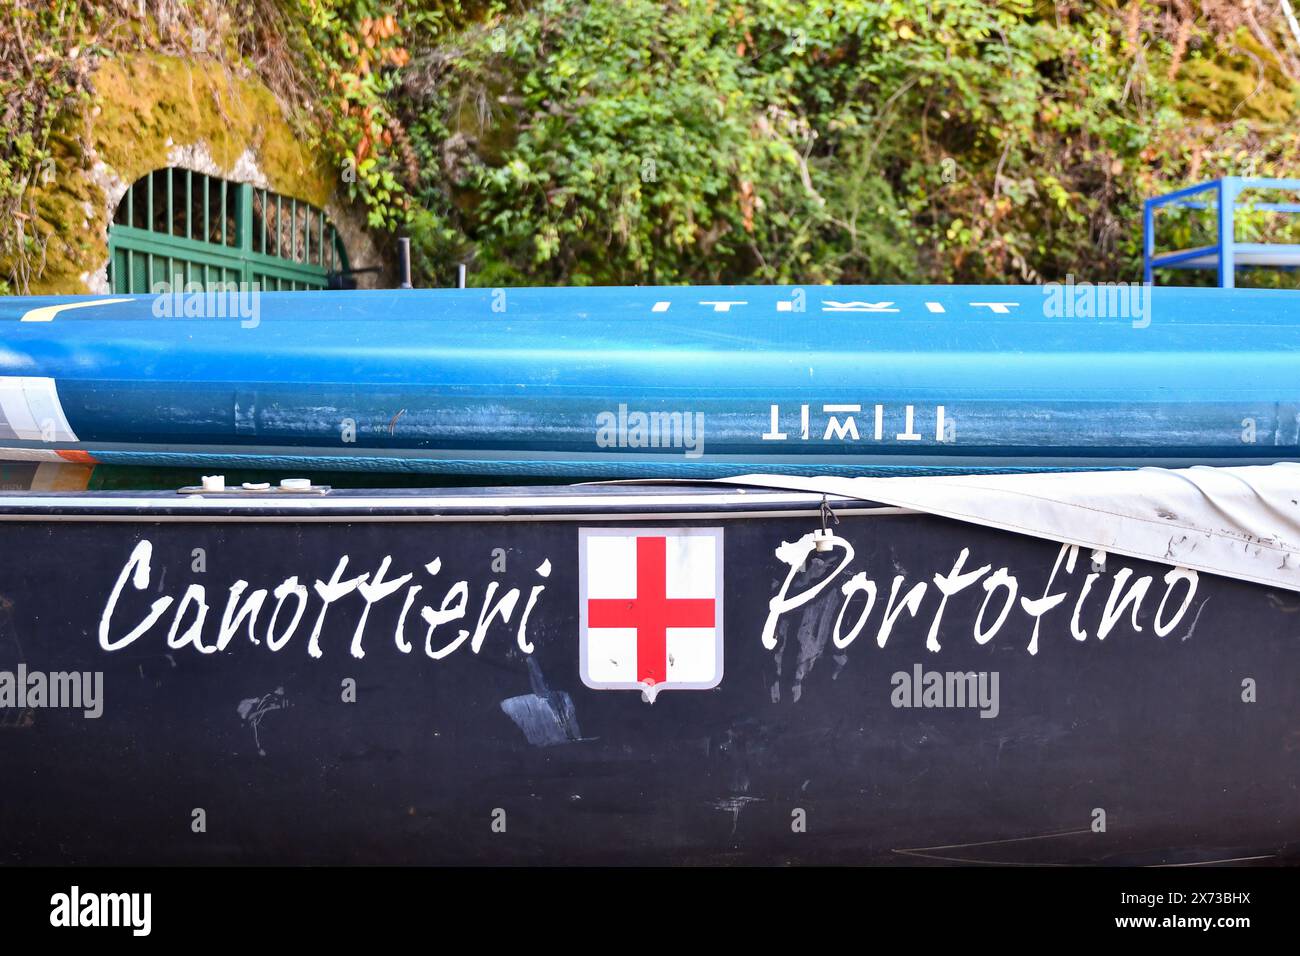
25,53,339,293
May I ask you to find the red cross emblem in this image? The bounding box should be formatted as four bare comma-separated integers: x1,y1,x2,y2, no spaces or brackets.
579,528,724,699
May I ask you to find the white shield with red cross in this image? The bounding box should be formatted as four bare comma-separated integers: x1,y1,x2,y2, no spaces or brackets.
579,527,724,700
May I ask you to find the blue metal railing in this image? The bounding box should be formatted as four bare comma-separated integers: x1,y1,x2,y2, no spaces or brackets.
1143,176,1300,288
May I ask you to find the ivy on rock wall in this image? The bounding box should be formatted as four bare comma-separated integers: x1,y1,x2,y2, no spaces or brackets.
0,0,99,293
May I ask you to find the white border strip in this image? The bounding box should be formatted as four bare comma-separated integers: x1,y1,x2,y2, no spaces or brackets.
0,490,865,512
0,377,78,442
0,447,67,462
0,506,910,524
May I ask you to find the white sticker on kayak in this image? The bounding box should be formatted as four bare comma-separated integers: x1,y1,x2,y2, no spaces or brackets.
0,377,79,442
579,527,724,701
19,298,131,322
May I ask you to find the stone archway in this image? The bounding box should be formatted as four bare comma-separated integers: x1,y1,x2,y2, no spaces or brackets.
26,52,389,294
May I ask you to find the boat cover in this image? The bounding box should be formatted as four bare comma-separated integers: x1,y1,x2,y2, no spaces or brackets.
718,463,1300,593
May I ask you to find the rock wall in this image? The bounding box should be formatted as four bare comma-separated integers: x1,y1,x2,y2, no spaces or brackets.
28,53,389,294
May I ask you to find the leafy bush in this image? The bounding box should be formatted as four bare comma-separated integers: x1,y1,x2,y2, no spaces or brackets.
398,0,1300,286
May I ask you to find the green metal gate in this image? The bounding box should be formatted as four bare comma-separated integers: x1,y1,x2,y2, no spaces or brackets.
107,168,348,293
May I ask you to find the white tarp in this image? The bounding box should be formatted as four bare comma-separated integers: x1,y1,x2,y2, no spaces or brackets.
718,464,1300,593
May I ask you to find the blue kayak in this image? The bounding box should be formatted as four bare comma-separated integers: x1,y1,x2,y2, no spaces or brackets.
1,284,1297,477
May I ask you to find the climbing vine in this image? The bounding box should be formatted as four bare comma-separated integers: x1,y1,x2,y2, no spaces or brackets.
0,1,102,293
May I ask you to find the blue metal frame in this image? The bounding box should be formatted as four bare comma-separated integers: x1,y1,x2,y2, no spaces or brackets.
1143,176,1300,288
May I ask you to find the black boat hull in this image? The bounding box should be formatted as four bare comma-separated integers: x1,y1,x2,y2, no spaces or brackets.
0,487,1295,865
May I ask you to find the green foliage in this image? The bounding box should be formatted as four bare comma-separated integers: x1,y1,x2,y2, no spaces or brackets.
259,0,503,232
400,0,1300,286
280,0,418,230
0,0,102,293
